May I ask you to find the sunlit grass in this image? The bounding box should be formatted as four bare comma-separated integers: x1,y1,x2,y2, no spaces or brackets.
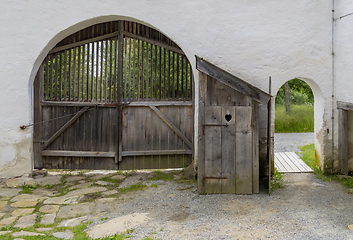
275,104,314,133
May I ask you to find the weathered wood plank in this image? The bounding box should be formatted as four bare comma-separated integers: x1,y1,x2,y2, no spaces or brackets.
235,106,253,194
149,106,193,149
196,56,270,105
42,107,89,149
252,102,259,193
337,101,353,111
33,66,44,169
204,106,222,194
338,109,348,175
221,106,236,193
122,149,192,156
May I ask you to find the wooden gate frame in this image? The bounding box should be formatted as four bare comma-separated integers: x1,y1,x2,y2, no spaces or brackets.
33,20,194,170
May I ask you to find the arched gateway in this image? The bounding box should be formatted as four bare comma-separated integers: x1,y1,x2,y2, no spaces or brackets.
33,20,194,170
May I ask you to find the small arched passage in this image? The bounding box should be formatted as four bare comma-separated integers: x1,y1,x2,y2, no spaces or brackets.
273,77,324,173
33,20,194,170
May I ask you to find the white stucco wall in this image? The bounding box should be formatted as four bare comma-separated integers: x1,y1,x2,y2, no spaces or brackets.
0,0,334,177
335,1,353,171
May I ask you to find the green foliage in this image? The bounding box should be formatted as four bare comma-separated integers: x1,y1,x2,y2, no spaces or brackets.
276,79,314,105
275,105,314,133
271,168,284,191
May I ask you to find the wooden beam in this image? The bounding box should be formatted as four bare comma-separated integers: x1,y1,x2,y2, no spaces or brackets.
122,149,192,157
149,106,193,149
128,101,192,106
49,31,119,54
337,101,353,111
122,31,184,55
42,150,115,157
196,56,271,105
42,107,89,149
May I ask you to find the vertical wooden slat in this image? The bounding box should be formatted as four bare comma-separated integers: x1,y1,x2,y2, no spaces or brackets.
124,37,128,101
59,53,63,101
77,47,81,101
154,45,158,100
68,49,72,101
109,39,113,102
204,106,222,194
150,44,154,100
128,37,132,101
45,57,50,100
91,42,95,101
34,65,44,169
176,54,180,99
159,46,162,100
146,43,149,100
117,21,124,164
104,40,108,102
100,40,104,102
168,50,171,100
235,106,253,194
181,56,184,100
72,48,77,101
132,38,136,100
137,39,141,100
141,41,145,100
95,41,99,102
221,106,236,194
114,38,118,102
252,102,259,193
63,50,67,101
172,52,175,100
163,48,166,100
81,44,85,101
86,43,90,101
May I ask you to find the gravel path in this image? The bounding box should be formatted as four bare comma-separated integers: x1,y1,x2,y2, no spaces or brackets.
88,173,353,240
275,132,314,153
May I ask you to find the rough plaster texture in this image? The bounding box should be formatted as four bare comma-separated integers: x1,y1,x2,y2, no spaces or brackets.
0,0,340,177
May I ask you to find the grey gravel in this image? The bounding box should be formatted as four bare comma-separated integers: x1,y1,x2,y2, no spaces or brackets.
85,173,353,239
275,132,314,153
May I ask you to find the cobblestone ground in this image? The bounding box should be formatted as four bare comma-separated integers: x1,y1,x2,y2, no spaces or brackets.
1,169,353,239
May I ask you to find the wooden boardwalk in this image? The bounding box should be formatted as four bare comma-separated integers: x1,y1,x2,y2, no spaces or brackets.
274,152,313,173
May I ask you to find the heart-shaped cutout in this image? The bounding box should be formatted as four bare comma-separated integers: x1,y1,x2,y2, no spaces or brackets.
225,114,232,122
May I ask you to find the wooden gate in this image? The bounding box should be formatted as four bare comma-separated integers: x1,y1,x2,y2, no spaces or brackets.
203,106,253,194
33,21,193,170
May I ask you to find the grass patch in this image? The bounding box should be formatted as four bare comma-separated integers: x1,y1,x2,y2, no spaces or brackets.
299,143,353,191
149,170,174,181
275,104,314,133
298,143,316,170
101,176,122,185
119,183,148,194
270,168,284,191
20,184,38,194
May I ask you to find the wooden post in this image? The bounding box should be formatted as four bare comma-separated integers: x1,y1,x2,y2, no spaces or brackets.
284,82,290,115
33,65,44,169
117,21,124,164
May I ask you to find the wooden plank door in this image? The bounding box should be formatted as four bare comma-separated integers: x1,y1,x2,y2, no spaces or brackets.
204,106,253,194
